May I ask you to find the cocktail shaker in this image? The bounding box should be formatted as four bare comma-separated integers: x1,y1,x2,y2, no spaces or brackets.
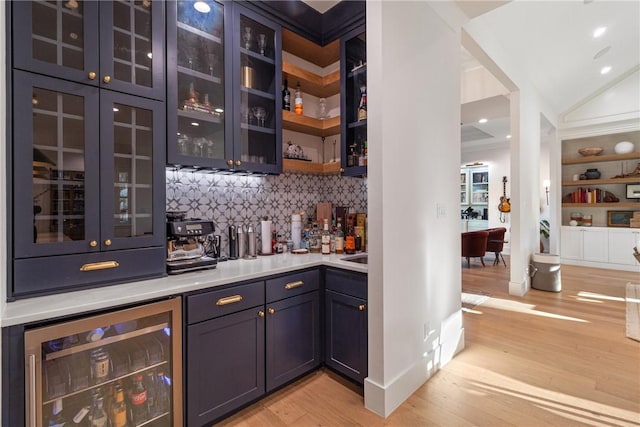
238,224,247,259
247,224,257,258
228,225,238,259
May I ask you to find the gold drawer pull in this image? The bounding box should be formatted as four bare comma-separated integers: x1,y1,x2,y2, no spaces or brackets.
80,261,120,271
216,295,243,306
284,280,303,290
358,304,366,311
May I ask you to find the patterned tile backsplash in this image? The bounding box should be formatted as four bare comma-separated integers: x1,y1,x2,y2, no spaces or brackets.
166,169,367,255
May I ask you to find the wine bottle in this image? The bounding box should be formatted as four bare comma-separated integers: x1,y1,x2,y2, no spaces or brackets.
282,79,290,111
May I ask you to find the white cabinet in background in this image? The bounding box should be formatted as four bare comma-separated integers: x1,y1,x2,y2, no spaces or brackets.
608,228,640,266
561,226,640,272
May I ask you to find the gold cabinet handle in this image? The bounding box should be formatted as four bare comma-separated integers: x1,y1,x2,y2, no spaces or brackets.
89,240,98,248
227,159,233,166
258,310,265,318
235,160,241,166
88,71,96,80
27,354,36,427
104,239,112,246
284,280,303,290
216,295,243,306
268,308,275,315
358,304,366,311
80,261,120,272
103,75,111,83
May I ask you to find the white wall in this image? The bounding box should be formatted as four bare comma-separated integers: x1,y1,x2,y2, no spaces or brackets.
366,0,463,417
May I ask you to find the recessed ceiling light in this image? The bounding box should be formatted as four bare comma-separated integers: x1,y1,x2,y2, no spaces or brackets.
194,1,211,13
600,66,612,75
506,134,512,139
191,122,199,126
478,118,488,124
593,27,607,38
593,46,611,60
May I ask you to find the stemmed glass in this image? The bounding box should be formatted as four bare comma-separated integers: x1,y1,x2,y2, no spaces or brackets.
258,34,267,55
251,106,267,127
243,27,252,50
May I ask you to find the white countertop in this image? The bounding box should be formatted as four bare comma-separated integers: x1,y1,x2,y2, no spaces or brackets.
1,252,367,327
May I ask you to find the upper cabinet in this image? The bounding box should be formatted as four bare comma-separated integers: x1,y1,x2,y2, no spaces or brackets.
13,0,166,100
166,1,282,174
10,1,167,299
340,25,367,176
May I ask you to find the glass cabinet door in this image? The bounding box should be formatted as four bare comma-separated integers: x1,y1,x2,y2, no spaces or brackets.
460,170,468,204
341,26,367,177
13,0,100,84
99,0,165,100
13,71,101,259
471,170,489,205
25,298,182,427
100,91,165,251
167,0,232,169
233,5,282,174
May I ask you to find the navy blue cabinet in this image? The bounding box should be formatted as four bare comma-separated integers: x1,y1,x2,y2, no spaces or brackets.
340,25,367,177
186,280,265,426
325,268,368,384
11,70,166,298
12,0,165,100
166,1,282,173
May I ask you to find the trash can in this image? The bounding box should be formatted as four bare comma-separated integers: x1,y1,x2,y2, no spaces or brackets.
530,253,561,292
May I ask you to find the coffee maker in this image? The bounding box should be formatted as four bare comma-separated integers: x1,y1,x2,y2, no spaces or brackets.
166,212,218,274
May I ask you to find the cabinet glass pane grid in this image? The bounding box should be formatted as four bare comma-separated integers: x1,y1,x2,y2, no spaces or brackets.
33,89,86,243
176,1,226,160
112,0,153,87
32,0,85,70
113,104,153,237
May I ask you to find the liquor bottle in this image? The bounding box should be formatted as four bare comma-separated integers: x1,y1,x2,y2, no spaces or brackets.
308,222,321,253
128,374,148,424
334,218,344,254
111,386,128,427
363,140,368,166
294,82,303,115
282,79,290,111
345,224,356,255
321,219,331,255
145,370,158,417
89,396,108,427
357,85,367,121
355,229,362,252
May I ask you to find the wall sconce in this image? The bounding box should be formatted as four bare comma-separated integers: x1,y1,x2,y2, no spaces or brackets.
543,179,550,205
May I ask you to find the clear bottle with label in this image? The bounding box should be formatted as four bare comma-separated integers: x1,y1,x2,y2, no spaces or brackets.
321,219,331,255
294,82,303,115
334,218,344,254
89,395,108,427
282,79,290,111
308,222,321,253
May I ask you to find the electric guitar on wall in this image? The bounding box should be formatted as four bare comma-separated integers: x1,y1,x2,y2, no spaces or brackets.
498,176,511,213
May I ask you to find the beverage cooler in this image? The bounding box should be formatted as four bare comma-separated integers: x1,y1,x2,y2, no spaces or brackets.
23,298,182,427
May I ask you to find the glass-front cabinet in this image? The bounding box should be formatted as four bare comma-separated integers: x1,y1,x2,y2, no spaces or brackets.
470,169,489,205
24,298,182,427
341,25,367,177
13,0,165,100
232,4,282,174
460,170,468,204
167,0,232,169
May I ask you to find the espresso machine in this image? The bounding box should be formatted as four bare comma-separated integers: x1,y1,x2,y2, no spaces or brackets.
166,212,218,274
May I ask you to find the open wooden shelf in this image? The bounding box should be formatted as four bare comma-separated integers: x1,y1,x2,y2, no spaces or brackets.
562,152,640,165
562,202,640,208
283,159,341,175
282,110,340,137
562,177,640,186
282,28,339,68
283,61,339,98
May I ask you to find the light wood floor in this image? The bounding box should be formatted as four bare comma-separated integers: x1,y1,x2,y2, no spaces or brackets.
217,258,640,426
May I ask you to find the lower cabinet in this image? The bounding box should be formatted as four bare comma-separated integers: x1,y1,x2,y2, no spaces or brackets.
561,226,640,271
185,269,321,425
324,268,368,384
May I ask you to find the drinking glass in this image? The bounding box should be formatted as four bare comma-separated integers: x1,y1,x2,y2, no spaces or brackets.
251,106,267,127
258,34,267,55
243,27,252,50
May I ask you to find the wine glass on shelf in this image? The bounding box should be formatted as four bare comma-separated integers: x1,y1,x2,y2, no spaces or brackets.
251,106,267,127
258,34,267,55
243,27,252,50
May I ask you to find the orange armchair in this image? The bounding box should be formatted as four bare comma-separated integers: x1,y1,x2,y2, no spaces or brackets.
461,230,489,268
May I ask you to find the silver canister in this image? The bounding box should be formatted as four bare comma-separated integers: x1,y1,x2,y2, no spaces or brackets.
238,224,247,259
247,224,257,258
